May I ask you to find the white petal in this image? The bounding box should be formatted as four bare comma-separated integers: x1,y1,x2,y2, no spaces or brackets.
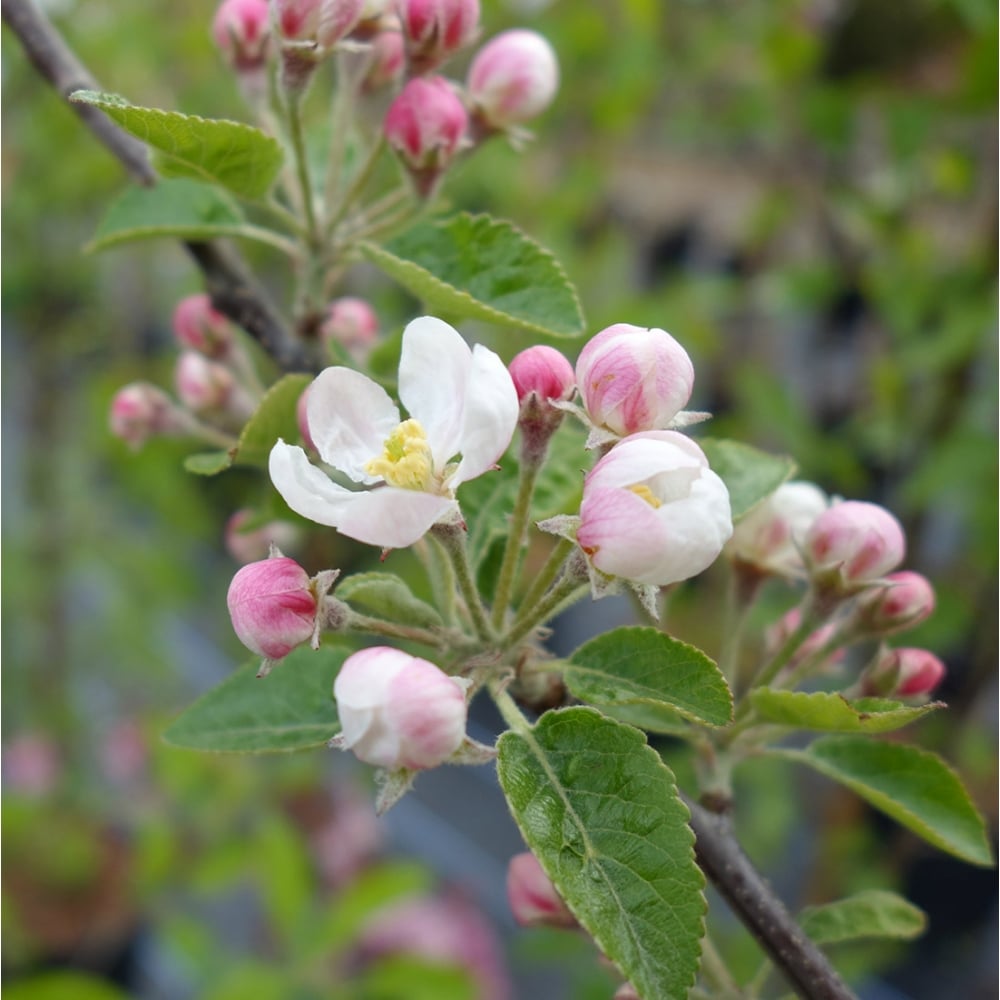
307,367,399,483
335,485,457,549
269,440,361,527
586,434,702,492
578,486,672,584
398,317,471,470
452,344,519,486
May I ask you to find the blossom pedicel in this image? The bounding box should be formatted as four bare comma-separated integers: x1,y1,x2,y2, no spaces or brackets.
506,852,577,929
332,646,469,770
212,0,271,71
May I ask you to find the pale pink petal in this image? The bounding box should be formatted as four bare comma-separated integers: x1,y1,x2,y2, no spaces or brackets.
585,432,703,492
335,485,456,548
269,439,362,527
577,486,671,583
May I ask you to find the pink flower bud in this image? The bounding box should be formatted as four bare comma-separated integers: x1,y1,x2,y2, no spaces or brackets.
175,351,236,412
3,734,61,797
805,500,906,586
576,324,695,438
275,0,320,40
225,508,301,564
172,293,233,359
398,0,480,72
765,607,844,670
509,345,575,403
109,382,185,448
320,296,380,359
276,0,364,44
333,646,468,770
384,76,468,195
363,18,406,89
727,481,829,576
506,852,576,928
577,431,732,586
212,0,271,71
854,570,936,635
227,556,318,659
467,29,559,130
867,647,946,697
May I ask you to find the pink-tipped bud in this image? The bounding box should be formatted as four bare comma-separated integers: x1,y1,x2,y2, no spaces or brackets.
333,647,468,770
506,852,576,929
172,293,233,359
765,607,844,670
320,297,380,360
398,0,480,73
175,351,236,412
363,18,406,89
865,647,946,698
805,500,906,587
853,570,936,636
275,0,364,45
575,323,695,439
509,345,575,404
109,382,186,448
467,29,559,130
227,555,318,659
212,0,272,71
384,76,468,196
727,481,829,577
225,508,302,564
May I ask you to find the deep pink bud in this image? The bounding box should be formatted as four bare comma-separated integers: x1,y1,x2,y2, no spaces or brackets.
854,570,935,635
320,296,380,359
506,852,576,928
509,345,575,403
805,501,906,586
224,508,301,564
227,556,318,659
109,382,185,448
333,647,468,770
868,647,946,697
576,323,695,438
275,0,364,46
398,0,480,72
213,0,271,71
172,293,233,359
384,76,467,194
467,29,559,129
175,351,236,412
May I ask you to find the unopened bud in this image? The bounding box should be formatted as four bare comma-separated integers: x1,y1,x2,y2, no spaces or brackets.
275,0,364,46
765,607,844,671
509,345,575,404
109,382,187,448
467,29,558,131
362,18,406,90
398,0,480,74
864,646,946,698
227,555,319,660
212,0,271,72
506,852,576,928
172,293,233,359
320,296,380,360
852,570,935,636
332,647,469,770
175,351,237,413
224,508,302,564
805,500,906,590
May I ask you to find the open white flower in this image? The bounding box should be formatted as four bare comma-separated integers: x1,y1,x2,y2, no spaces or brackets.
269,316,518,549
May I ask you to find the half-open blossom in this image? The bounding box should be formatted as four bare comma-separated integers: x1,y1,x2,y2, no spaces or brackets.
398,0,480,73
269,316,518,549
575,323,696,442
172,293,233,359
726,481,829,577
805,500,905,587
852,570,935,636
212,0,271,71
863,646,946,698
467,29,558,130
506,852,576,929
333,646,469,770
577,431,732,586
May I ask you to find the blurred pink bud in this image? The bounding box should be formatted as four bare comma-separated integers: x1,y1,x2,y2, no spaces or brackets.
363,18,406,89
212,0,271,71
225,508,301,564
384,76,468,196
854,570,935,635
766,607,844,669
333,646,468,770
398,0,480,72
275,0,364,45
506,852,576,928
172,293,233,359
467,29,558,130
310,786,383,886
727,481,829,576
227,556,318,659
509,345,575,404
577,431,732,587
109,382,185,448
805,500,906,586
576,324,695,438
3,734,61,797
175,351,236,412
101,720,148,787
869,647,946,697
320,296,380,359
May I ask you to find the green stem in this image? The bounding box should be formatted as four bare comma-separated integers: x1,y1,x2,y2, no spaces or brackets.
490,681,533,736
504,573,588,649
285,90,321,247
346,611,444,648
325,135,388,239
699,933,745,998
516,536,574,619
414,534,458,627
431,521,494,643
718,569,756,692
490,458,542,630
322,51,355,221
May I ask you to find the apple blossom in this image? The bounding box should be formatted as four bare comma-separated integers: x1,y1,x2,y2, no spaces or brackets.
269,316,518,549
863,647,946,698
109,382,189,448
332,646,469,770
506,852,576,929
467,29,559,131
852,570,936,636
397,0,480,73
577,431,732,586
212,0,271,72
575,323,696,442
726,481,829,577
805,500,906,587
172,293,233,359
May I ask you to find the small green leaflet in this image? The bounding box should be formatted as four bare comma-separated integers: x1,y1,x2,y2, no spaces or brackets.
749,690,944,734
697,439,796,521
799,889,926,945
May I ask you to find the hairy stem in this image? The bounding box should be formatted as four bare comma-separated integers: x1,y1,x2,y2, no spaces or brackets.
490,458,542,630
431,520,494,643
516,536,574,619
283,90,321,248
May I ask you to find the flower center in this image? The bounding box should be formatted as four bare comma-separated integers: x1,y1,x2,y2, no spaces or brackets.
628,483,662,509
365,418,435,490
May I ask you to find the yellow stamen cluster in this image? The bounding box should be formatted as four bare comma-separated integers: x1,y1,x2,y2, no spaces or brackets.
628,484,662,509
365,419,435,491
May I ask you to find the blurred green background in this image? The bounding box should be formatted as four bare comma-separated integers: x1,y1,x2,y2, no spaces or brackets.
2,0,996,997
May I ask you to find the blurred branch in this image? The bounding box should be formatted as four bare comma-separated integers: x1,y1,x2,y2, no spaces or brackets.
685,795,857,1000
2,0,311,372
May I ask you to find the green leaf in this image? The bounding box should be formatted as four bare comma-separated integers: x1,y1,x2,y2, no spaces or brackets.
358,956,477,1000
697,438,796,520
337,572,443,629
184,450,233,476
5,975,127,1000
565,627,733,727
800,890,927,946
70,90,283,200
163,645,344,753
497,707,705,1000
598,702,692,736
361,213,585,339
750,691,944,734
778,736,993,866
